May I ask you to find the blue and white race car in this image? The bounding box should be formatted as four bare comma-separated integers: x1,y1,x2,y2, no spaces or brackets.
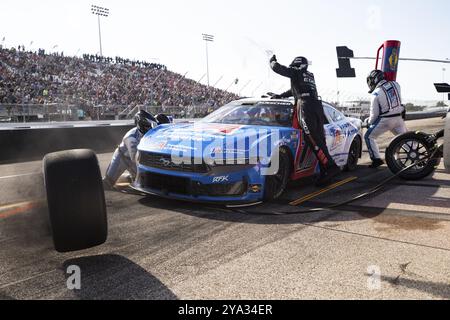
133,98,362,205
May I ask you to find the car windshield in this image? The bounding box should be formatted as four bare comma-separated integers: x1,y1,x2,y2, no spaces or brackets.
200,102,293,127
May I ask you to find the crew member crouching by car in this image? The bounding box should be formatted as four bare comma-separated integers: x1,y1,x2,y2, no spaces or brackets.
103,111,171,190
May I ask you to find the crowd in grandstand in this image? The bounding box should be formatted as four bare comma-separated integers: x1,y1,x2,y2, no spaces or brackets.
0,46,239,115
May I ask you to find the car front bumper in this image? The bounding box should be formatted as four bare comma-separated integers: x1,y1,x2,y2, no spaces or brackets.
132,163,266,205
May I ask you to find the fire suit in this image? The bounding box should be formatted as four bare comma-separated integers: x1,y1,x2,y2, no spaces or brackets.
270,61,339,174
365,80,407,161
104,127,142,186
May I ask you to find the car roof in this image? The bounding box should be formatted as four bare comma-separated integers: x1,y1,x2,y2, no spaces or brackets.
232,97,335,108
232,97,294,105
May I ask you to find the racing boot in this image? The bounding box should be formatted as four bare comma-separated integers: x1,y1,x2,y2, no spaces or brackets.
315,164,341,187
369,158,384,169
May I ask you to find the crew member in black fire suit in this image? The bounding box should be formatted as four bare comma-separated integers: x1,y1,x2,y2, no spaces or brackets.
270,55,341,186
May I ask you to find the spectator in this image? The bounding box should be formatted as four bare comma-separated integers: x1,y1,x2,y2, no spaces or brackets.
0,47,238,116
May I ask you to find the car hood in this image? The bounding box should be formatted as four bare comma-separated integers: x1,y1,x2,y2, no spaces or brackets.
138,122,290,161
346,117,363,130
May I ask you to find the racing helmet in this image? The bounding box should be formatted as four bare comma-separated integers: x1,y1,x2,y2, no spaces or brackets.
367,70,385,93
135,110,158,134
290,56,309,70
155,114,172,124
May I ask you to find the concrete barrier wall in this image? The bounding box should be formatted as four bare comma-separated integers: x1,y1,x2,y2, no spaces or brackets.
0,125,134,164
0,113,444,164
405,112,446,121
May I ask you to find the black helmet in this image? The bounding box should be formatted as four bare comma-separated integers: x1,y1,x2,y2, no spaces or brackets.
367,70,385,93
155,114,171,124
290,56,308,69
135,110,157,134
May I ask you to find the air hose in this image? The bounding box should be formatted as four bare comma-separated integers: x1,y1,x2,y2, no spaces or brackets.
233,148,440,216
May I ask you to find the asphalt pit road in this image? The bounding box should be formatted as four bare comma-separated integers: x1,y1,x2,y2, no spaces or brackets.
380,275,450,299
373,215,444,232
0,200,51,244
137,195,349,227
62,254,178,300
0,172,45,207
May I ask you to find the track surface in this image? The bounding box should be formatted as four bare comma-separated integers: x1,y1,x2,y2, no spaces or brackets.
0,118,449,300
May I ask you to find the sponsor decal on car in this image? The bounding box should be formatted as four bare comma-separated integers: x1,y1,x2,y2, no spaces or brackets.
147,141,168,150
212,176,230,183
192,123,244,135
330,127,343,151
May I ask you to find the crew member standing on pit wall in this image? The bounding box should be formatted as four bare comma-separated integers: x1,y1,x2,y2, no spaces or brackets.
270,55,341,186
364,70,407,168
103,111,171,190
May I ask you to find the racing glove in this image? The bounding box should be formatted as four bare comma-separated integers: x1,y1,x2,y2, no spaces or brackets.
362,118,370,129
401,105,406,120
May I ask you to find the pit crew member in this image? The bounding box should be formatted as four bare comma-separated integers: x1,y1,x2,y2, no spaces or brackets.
364,70,407,168
270,55,341,186
103,111,170,189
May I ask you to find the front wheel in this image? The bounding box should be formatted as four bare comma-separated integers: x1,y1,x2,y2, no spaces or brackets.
264,148,292,201
385,132,440,180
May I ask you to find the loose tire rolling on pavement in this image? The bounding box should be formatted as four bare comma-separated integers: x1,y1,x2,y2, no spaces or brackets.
385,132,440,180
43,149,107,252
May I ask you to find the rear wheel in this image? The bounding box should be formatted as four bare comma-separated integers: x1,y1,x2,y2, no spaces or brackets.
264,148,292,201
386,132,440,180
43,149,108,252
344,137,361,172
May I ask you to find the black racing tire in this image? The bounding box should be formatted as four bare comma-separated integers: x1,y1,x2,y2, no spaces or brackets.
344,137,361,172
264,148,292,201
385,132,440,181
43,149,107,253
444,112,450,173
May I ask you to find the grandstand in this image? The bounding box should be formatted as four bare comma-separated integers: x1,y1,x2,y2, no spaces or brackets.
0,47,239,122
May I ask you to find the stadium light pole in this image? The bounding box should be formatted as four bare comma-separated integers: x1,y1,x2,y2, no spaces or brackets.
91,5,109,56
202,34,214,86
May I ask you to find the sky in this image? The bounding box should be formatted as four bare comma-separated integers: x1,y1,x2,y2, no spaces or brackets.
1,0,449,102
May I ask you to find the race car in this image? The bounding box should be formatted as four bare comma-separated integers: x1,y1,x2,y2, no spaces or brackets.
41,98,361,252
132,98,363,205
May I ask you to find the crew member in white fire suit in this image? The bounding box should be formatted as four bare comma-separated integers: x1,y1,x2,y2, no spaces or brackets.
364,70,407,168
103,111,171,189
